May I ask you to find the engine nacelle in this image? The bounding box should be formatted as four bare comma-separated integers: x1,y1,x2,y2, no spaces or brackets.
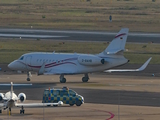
18,93,26,102
0,93,4,101
78,55,105,66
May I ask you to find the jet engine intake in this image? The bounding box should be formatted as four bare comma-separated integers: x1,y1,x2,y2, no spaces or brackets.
78,55,105,66
18,93,26,102
0,93,4,101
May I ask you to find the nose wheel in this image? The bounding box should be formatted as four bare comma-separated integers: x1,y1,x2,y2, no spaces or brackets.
27,72,32,81
27,78,30,81
20,106,25,114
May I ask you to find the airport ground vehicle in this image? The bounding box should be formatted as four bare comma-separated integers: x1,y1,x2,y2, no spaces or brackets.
42,87,84,106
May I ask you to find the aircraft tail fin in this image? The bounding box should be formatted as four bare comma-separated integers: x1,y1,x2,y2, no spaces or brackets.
0,82,32,99
103,28,129,55
10,82,13,99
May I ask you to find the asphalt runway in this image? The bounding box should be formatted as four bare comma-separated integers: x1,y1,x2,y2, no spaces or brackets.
0,28,160,43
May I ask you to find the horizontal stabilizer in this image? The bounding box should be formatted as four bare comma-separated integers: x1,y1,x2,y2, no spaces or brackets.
104,57,152,73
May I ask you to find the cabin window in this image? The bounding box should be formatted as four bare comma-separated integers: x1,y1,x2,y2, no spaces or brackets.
60,91,68,96
53,91,59,95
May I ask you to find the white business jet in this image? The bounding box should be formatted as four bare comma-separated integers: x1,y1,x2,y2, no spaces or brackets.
0,82,63,114
8,28,152,83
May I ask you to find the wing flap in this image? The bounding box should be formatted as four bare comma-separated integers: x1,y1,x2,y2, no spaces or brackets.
104,57,152,73
44,68,75,75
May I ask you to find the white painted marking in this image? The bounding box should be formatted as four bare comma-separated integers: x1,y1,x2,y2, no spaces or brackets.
0,34,68,38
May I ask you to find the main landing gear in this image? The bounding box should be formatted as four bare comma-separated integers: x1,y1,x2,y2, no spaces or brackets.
59,74,89,83
20,106,25,114
60,74,66,83
27,71,32,81
82,74,89,82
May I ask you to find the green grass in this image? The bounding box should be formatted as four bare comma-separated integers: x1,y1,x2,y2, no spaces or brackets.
0,0,159,32
0,39,159,64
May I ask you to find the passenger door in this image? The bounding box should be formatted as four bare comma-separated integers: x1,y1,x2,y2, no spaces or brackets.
25,56,32,71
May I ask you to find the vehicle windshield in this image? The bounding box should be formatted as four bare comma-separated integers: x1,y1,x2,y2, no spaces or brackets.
69,90,77,96
44,90,49,95
19,56,24,60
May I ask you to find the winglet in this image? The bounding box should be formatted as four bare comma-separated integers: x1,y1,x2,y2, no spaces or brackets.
136,57,152,71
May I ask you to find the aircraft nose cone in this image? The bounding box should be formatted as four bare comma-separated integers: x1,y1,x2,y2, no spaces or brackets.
8,60,26,70
8,61,15,70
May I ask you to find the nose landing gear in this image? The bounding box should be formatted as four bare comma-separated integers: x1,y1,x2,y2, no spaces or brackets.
27,72,32,81
20,106,25,114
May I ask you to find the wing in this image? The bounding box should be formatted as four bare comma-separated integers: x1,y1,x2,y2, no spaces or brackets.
0,103,5,108
104,57,152,73
15,101,63,108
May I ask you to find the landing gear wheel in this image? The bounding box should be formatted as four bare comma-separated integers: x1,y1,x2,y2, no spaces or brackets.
20,109,24,114
60,78,66,83
53,101,58,107
69,104,74,106
22,110,24,114
0,109,2,113
20,106,25,114
76,100,82,106
82,77,89,82
27,78,30,81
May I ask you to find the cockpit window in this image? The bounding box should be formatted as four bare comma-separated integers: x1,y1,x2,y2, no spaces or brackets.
19,56,24,60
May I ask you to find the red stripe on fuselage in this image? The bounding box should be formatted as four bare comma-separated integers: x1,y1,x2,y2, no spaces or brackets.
28,62,76,69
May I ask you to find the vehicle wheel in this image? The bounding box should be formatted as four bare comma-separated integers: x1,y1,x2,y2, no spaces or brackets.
60,78,66,83
76,100,82,106
27,78,30,81
0,109,2,113
53,101,58,107
82,77,88,82
69,104,74,106
20,110,22,114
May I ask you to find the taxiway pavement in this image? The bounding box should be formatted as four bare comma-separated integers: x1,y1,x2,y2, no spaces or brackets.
0,74,160,120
